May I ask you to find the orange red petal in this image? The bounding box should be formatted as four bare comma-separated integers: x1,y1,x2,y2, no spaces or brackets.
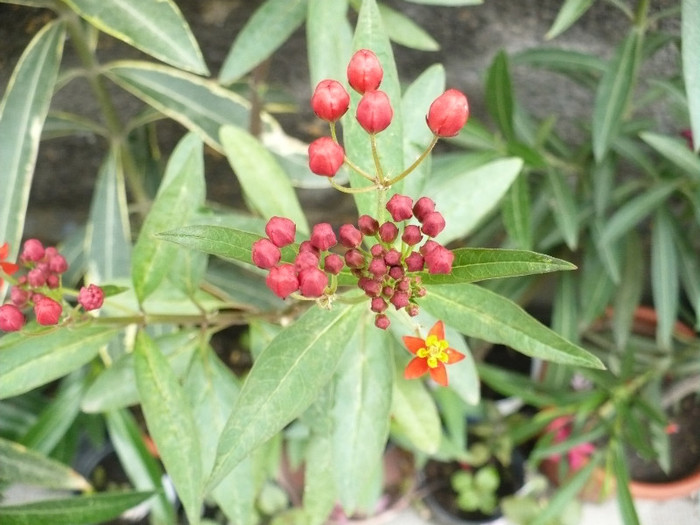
429,364,448,386
446,348,465,364
404,356,429,379
402,336,425,355
428,320,445,340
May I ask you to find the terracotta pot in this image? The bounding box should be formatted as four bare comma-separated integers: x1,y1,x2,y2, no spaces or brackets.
629,466,700,500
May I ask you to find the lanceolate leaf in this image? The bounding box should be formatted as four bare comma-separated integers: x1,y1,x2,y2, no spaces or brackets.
208,303,361,490
134,331,203,525
158,225,265,265
640,131,700,182
485,50,515,141
0,491,154,525
546,0,595,39
651,209,679,351
377,3,439,51
390,371,441,454
63,0,208,74
546,168,579,250
307,0,352,85
421,284,604,368
0,20,64,276
682,0,700,153
219,0,308,84
0,325,117,400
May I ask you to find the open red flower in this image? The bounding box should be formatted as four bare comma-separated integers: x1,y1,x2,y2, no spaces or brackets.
0,242,19,288
402,320,465,386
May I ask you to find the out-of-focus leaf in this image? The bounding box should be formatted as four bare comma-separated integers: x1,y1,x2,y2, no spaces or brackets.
613,233,644,350
0,21,64,280
546,169,579,250
134,331,203,525
402,0,482,5
219,0,307,84
63,0,208,74
651,209,679,351
390,371,441,454
377,3,439,51
485,50,515,141
640,131,700,182
578,248,615,330
307,0,352,85
502,171,532,250
0,326,117,400
513,48,606,77
546,0,594,39
682,0,700,152
42,111,107,140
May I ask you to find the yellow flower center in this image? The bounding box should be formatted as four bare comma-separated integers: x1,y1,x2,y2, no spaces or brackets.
416,334,450,368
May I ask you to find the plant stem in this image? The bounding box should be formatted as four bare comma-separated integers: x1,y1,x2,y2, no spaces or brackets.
385,135,439,187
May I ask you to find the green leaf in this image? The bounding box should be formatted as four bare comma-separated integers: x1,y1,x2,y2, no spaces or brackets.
0,326,117,400
546,0,595,39
377,3,439,51
420,247,576,285
502,171,533,250
546,168,579,250
307,0,352,85
592,30,642,161
513,48,606,79
428,157,524,243
131,132,205,303
332,316,393,512
402,0,482,5
134,331,203,525
682,0,700,153
0,20,64,278
105,409,176,525
219,0,307,84
85,148,132,283
651,209,679,351
613,233,644,350
613,445,641,525
303,430,336,525
640,131,700,182
390,372,441,454
421,284,604,368
43,110,107,140
62,0,208,74
220,125,309,234
208,303,361,490
0,437,90,491
578,248,615,329
485,50,515,141
0,491,154,525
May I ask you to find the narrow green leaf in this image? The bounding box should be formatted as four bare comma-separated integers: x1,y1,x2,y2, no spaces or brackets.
675,227,700,330
208,303,361,490
578,248,615,329
402,0,482,5
513,48,606,77
546,0,594,39
420,247,576,285
485,50,515,141
131,132,205,303
220,125,309,234
651,209,679,351
157,225,265,266
390,373,441,454
552,270,579,345
613,232,644,350
613,446,641,525
63,0,208,74
0,20,64,275
332,316,393,512
0,326,117,400
546,168,579,250
307,0,352,85
592,30,642,161
428,157,524,243
303,430,336,525
43,110,107,139
134,331,203,525
502,170,533,250
0,491,154,525
640,131,700,182
682,0,700,153
421,284,604,368
219,0,307,84
0,437,90,491
377,3,439,51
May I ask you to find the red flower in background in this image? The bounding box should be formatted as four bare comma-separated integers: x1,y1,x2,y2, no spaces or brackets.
0,243,19,289
403,320,465,386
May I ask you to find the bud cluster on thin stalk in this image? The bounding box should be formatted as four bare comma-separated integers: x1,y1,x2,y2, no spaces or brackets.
0,239,105,332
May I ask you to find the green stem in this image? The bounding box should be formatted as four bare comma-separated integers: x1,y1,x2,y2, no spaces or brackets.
329,178,379,194
370,134,385,184
385,135,439,187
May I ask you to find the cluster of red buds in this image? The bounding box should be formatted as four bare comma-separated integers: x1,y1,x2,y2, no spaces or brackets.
0,239,104,332
252,195,453,330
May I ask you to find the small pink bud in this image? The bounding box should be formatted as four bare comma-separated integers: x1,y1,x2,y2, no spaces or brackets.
34,296,62,326
324,254,344,275
356,90,393,134
388,266,404,280
378,222,398,243
406,304,420,317
405,252,424,272
420,240,439,256
371,297,388,313
11,286,30,308
310,223,337,251
386,194,413,222
370,244,385,258
401,224,423,246
27,268,47,288
391,291,410,309
46,274,60,289
295,251,320,271
421,211,446,238
266,217,296,247
368,257,387,278
48,254,68,274
78,284,104,311
360,278,382,297
347,49,383,94
21,239,45,262
413,197,436,223
424,244,454,274
382,285,394,298
358,215,379,236
374,313,390,330
396,278,411,292
311,79,351,122
298,267,328,298
252,238,281,269
308,137,345,177
427,89,470,137
344,249,366,269
266,264,299,299
383,249,401,266
339,224,363,248
0,304,25,332
299,241,320,255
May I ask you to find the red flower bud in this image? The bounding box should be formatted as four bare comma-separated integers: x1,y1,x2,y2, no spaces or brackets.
424,244,454,274
358,215,379,236
360,278,382,297
378,222,398,243
401,224,423,246
21,239,45,262
356,90,393,134
48,254,68,274
27,268,47,288
368,257,387,278
370,244,385,258
406,304,420,317
386,194,413,222
413,197,436,223
427,89,469,137
339,224,363,248
266,264,299,299
388,266,404,280
46,274,60,289
295,251,320,272
405,252,424,272
0,304,25,332
266,216,296,247
421,211,446,238
299,241,320,255
310,222,337,251
311,79,350,122
78,284,104,311
11,286,30,308
308,137,345,177
344,249,366,269
383,249,401,266
252,238,281,269
34,296,62,325
371,296,388,313
374,313,390,330
298,267,328,298
347,49,383,94
324,254,344,275
390,291,410,309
